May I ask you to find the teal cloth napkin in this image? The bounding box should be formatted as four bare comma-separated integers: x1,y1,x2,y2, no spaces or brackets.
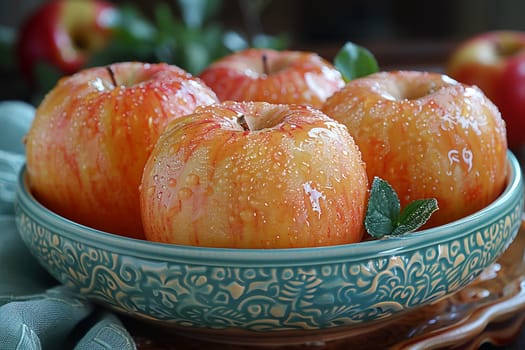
0,101,137,349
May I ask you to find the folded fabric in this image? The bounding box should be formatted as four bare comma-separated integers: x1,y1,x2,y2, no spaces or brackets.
0,100,34,215
0,286,93,349
0,215,137,350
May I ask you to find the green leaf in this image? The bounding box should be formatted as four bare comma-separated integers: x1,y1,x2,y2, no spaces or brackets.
365,177,400,238
0,25,15,69
334,41,379,82
181,41,211,74
365,177,439,238
223,31,249,51
391,198,439,236
34,62,63,92
155,3,180,35
177,0,222,29
112,5,157,43
252,33,289,50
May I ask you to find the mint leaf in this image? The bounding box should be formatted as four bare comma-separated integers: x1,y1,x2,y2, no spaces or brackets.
334,41,379,82
365,177,439,238
392,198,439,235
365,177,400,237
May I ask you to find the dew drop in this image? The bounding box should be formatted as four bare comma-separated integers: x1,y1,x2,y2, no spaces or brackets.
169,201,181,215
240,210,256,222
185,173,200,186
146,186,156,197
178,187,193,199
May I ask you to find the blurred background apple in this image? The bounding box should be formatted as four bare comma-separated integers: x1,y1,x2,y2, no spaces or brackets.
446,31,525,151
16,0,118,89
199,48,344,108
3,0,525,104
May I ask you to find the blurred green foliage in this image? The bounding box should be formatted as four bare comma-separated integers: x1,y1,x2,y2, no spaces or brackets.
1,0,288,103
334,42,379,82
89,0,288,74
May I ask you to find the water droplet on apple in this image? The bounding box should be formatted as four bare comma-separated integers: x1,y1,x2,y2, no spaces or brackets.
169,201,181,214
240,210,256,222
145,186,156,198
185,173,200,186
178,187,193,200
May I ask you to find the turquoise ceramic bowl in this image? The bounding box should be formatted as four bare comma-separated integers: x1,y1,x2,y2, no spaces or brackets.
14,152,524,343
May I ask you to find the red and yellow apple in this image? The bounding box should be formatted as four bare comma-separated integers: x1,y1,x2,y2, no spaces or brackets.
446,31,525,149
25,62,218,239
140,101,368,248
16,0,118,86
198,48,345,108
322,70,508,228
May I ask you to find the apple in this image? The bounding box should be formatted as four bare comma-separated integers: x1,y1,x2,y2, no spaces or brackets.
25,62,219,239
16,0,118,87
198,48,345,108
446,30,525,150
322,70,508,228
140,101,368,248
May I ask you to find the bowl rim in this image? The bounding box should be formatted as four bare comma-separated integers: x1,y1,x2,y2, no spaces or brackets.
15,151,523,267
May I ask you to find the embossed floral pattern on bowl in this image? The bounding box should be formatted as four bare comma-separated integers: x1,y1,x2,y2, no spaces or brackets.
14,152,524,339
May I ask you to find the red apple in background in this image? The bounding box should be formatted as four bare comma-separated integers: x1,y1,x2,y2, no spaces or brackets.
446,30,525,150
198,48,345,108
322,71,508,228
140,101,368,248
16,0,118,87
25,62,218,239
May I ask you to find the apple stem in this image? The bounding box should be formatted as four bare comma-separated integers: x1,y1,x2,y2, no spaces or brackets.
106,66,117,86
238,114,250,131
262,53,269,75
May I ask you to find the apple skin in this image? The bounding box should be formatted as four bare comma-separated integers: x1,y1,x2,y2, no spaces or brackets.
322,70,508,228
140,101,368,248
16,0,118,86
446,31,525,150
25,62,219,239
198,48,345,109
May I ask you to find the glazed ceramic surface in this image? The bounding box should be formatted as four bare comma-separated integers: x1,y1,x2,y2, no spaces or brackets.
130,219,525,349
14,152,524,342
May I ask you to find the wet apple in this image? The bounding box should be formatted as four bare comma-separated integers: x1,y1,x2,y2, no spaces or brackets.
25,62,218,238
322,70,508,227
140,101,368,248
199,48,345,108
